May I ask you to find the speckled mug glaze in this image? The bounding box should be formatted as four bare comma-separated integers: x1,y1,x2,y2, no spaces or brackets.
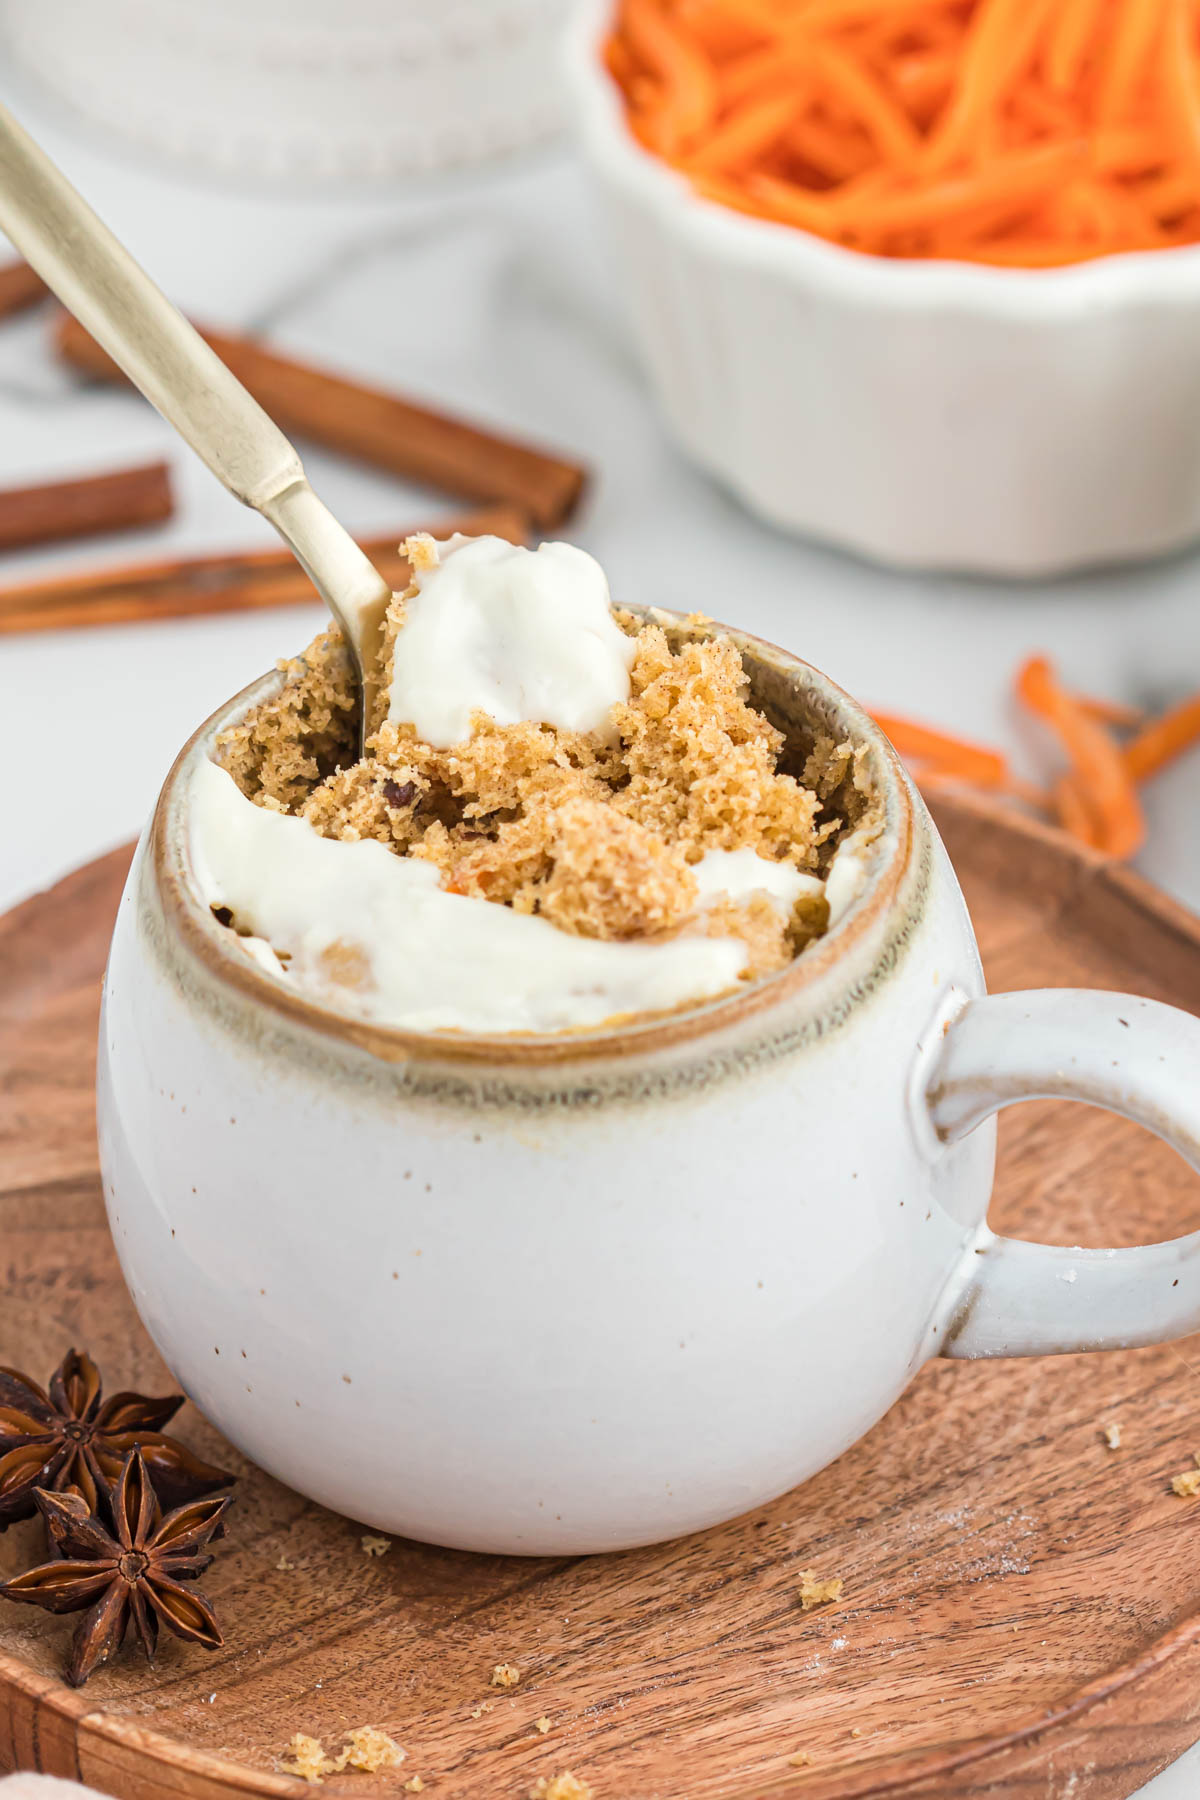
98,614,1200,1554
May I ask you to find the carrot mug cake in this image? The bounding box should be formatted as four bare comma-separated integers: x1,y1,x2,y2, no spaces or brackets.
193,532,879,1034
97,533,1200,1554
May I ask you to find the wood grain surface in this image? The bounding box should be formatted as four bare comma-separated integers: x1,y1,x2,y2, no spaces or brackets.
2,797,1200,1800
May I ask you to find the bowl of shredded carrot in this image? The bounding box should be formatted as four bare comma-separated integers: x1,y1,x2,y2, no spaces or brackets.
565,0,1200,574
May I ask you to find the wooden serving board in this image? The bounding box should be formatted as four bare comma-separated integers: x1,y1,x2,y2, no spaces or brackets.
3,797,1200,1800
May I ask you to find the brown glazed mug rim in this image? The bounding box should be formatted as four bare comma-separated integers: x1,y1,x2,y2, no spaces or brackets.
149,610,916,1070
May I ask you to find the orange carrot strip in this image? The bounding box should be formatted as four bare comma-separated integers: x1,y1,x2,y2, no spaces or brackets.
720,43,813,107
825,140,1087,236
621,0,719,152
773,0,959,33
923,0,1059,173
1045,0,1106,94
678,0,771,60
785,116,877,181
687,91,804,173
1053,773,1101,846
691,171,817,225
1097,0,1166,126
1073,692,1145,729
807,40,921,161
1161,0,1200,177
1092,127,1170,176
1011,83,1078,138
1016,656,1145,858
1124,693,1200,782
743,170,849,231
868,711,1009,788
1141,169,1200,222
888,51,957,125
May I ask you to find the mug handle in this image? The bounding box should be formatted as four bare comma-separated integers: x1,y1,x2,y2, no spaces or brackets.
924,989,1200,1358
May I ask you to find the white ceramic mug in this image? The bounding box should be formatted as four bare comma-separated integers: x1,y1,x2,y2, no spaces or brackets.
98,617,1200,1554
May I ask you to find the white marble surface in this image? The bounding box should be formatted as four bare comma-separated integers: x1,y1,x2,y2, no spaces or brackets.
0,59,1197,1800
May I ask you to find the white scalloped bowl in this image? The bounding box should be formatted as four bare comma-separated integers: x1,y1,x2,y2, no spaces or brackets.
565,0,1200,577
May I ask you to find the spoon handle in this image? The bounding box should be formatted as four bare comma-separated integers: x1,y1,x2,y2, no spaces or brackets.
0,99,391,716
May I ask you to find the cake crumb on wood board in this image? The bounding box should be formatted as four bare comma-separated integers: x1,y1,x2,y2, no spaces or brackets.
280,1726,405,1782
787,1751,811,1767
1171,1453,1200,1497
361,1534,391,1557
491,1661,521,1688
534,1715,552,1735
281,1734,330,1783
530,1776,592,1800
1103,1422,1122,1450
798,1568,844,1610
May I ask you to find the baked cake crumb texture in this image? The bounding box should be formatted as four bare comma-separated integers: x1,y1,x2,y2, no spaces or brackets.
281,1726,405,1782
1171,1453,1200,1497
334,1727,405,1774
491,1661,521,1688
535,1716,552,1735
401,532,440,573
530,1775,593,1800
1103,1422,1122,1450
405,1779,425,1794
798,1569,844,1611
281,1733,330,1783
215,599,881,989
787,1751,811,1767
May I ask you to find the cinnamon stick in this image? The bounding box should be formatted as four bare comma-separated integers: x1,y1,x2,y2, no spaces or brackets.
0,461,173,553
0,504,528,636
55,312,587,530
0,261,47,322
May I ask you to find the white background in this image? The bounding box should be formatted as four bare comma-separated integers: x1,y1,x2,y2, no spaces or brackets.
0,56,1196,1800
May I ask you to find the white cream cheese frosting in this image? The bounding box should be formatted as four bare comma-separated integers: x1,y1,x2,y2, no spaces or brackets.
387,535,636,747
190,760,759,1035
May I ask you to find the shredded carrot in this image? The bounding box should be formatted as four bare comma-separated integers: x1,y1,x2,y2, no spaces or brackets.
1016,656,1145,857
606,0,1200,264
861,671,1194,861
620,0,718,152
1053,772,1101,846
869,710,1009,788
1124,691,1200,780
1073,691,1145,728
687,90,805,172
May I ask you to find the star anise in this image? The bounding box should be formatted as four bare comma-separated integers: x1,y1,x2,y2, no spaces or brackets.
0,1349,233,1528
0,1449,230,1686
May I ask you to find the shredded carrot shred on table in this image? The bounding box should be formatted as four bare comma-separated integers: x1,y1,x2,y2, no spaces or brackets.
1015,656,1145,856
868,710,1009,787
869,670,1200,860
1073,691,1145,728
1052,771,1101,846
607,0,1200,263
1124,691,1200,780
